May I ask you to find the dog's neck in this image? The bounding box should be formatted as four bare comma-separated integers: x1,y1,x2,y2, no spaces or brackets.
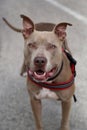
53,52,72,83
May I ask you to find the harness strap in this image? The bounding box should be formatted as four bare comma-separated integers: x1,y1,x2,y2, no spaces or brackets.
64,50,77,77
28,73,74,91
28,73,77,102
73,94,77,102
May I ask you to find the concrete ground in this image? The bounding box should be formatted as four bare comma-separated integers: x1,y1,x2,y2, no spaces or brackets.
0,0,87,130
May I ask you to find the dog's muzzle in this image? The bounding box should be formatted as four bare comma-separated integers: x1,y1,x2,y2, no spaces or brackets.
27,59,63,82
28,56,56,81
28,66,58,81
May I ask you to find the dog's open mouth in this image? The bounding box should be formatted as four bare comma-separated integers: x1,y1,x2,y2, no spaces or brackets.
34,70,46,80
28,67,57,82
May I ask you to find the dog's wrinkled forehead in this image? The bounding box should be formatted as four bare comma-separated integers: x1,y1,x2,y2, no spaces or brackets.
26,31,60,46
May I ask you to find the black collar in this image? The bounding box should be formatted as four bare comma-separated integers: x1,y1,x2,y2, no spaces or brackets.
47,61,63,81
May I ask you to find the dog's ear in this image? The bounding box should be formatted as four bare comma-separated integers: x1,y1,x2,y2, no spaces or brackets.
20,14,34,39
54,22,72,41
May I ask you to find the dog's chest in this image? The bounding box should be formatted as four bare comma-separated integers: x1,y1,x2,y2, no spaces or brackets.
35,88,58,100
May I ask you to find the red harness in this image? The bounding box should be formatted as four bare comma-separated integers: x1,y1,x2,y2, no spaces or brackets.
27,73,74,91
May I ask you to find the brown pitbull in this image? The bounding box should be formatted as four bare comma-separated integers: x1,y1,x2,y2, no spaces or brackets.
3,15,75,130
3,16,72,76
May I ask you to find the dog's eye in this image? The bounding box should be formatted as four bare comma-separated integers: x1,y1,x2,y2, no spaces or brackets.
47,43,57,50
28,43,37,49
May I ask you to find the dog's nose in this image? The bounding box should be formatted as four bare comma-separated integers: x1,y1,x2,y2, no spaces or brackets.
34,57,47,67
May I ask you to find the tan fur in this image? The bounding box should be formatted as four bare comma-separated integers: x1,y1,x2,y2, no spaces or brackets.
3,15,75,130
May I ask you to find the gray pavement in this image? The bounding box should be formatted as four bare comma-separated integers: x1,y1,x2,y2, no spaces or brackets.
0,0,87,130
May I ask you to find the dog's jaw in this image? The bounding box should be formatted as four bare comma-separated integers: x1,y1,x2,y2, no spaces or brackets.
28,66,58,82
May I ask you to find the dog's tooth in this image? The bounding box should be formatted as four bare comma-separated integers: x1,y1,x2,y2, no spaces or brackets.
43,72,46,76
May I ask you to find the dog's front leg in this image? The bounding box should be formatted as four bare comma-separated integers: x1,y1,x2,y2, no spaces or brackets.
30,97,43,130
60,100,71,130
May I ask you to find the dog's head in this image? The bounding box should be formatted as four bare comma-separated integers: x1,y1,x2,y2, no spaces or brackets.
21,15,72,81
3,15,72,82
21,15,70,81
